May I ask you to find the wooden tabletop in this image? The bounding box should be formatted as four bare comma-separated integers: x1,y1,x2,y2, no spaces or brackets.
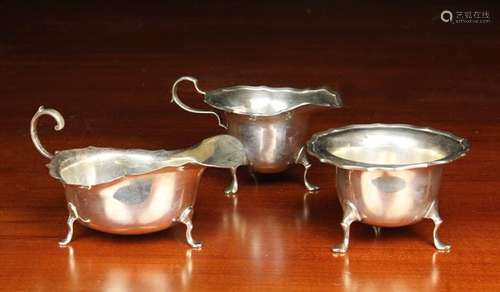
1,1,499,291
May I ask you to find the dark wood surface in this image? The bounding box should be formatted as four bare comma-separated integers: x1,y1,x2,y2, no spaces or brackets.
1,1,499,291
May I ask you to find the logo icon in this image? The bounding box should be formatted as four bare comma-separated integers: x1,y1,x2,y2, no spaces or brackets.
441,10,453,23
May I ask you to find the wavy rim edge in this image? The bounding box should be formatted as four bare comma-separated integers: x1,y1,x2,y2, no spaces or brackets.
307,123,470,171
204,85,342,117
46,135,247,188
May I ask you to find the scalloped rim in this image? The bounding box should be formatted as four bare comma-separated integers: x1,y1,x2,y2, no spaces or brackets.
47,135,247,188
204,85,342,117
307,124,470,171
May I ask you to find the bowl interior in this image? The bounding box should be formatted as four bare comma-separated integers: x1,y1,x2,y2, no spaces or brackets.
317,126,467,167
48,135,247,187
205,86,339,116
55,149,171,186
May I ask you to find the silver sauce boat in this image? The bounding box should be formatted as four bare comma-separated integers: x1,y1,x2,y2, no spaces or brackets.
307,124,469,252
171,76,343,192
31,106,247,248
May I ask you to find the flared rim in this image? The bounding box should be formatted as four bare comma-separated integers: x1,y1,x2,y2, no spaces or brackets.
307,124,470,171
47,135,247,187
204,85,342,117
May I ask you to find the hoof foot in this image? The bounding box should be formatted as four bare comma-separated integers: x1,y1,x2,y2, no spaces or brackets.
58,239,71,246
332,244,348,253
224,186,237,197
435,241,451,251
305,183,320,192
188,241,203,249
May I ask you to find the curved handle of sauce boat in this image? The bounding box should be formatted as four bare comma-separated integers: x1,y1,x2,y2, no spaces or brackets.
170,76,227,129
30,106,65,159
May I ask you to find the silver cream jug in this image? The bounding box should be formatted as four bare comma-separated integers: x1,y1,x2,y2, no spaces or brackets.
171,76,343,193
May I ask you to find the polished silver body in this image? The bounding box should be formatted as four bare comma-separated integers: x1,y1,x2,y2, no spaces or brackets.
171,76,343,192
31,106,247,248
307,124,469,252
